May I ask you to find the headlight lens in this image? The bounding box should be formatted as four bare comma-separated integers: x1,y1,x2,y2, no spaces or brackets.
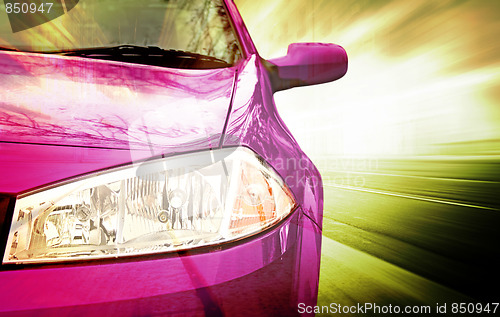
3,147,295,264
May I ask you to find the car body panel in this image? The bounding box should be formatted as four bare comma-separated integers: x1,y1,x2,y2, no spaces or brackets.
0,51,235,151
0,50,235,194
224,0,257,56
0,210,301,314
223,55,324,229
0,1,324,315
0,53,323,316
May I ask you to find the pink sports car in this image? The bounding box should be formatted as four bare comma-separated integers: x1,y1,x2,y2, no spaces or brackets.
0,0,347,315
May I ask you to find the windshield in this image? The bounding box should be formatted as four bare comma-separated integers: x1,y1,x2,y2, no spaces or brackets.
0,0,241,65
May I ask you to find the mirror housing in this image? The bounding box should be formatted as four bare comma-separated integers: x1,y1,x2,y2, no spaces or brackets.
266,43,348,92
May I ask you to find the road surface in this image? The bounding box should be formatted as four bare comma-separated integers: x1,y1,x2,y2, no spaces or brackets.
317,158,500,315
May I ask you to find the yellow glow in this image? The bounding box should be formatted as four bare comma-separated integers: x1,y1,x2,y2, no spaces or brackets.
236,0,500,156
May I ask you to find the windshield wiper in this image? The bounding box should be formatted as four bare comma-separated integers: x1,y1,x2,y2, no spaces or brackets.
40,45,231,69
0,46,20,52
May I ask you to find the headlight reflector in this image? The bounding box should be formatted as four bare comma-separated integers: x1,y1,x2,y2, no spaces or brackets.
3,147,295,264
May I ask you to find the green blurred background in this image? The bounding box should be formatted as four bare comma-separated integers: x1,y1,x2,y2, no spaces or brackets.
236,0,500,314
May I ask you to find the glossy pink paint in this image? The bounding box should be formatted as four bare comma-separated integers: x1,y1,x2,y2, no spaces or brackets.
269,42,348,90
0,53,322,316
0,51,235,194
0,51,322,315
0,51,234,151
0,0,347,315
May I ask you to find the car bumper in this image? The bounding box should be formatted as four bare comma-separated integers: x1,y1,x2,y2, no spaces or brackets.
0,207,321,316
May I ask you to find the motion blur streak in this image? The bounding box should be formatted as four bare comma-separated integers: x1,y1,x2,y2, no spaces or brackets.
237,0,500,306
236,0,500,156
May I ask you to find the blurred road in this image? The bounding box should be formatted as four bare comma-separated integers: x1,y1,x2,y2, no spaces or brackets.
317,158,500,314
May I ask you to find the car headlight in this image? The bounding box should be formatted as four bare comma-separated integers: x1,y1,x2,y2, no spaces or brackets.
3,147,296,264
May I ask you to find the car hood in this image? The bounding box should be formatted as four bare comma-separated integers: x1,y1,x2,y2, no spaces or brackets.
0,51,237,194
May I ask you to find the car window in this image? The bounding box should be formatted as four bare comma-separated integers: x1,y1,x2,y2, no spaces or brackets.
0,0,241,65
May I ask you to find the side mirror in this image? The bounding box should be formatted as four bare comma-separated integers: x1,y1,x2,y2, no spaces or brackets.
266,42,348,92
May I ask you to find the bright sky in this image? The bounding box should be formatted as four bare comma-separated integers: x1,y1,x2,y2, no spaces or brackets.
236,0,500,156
